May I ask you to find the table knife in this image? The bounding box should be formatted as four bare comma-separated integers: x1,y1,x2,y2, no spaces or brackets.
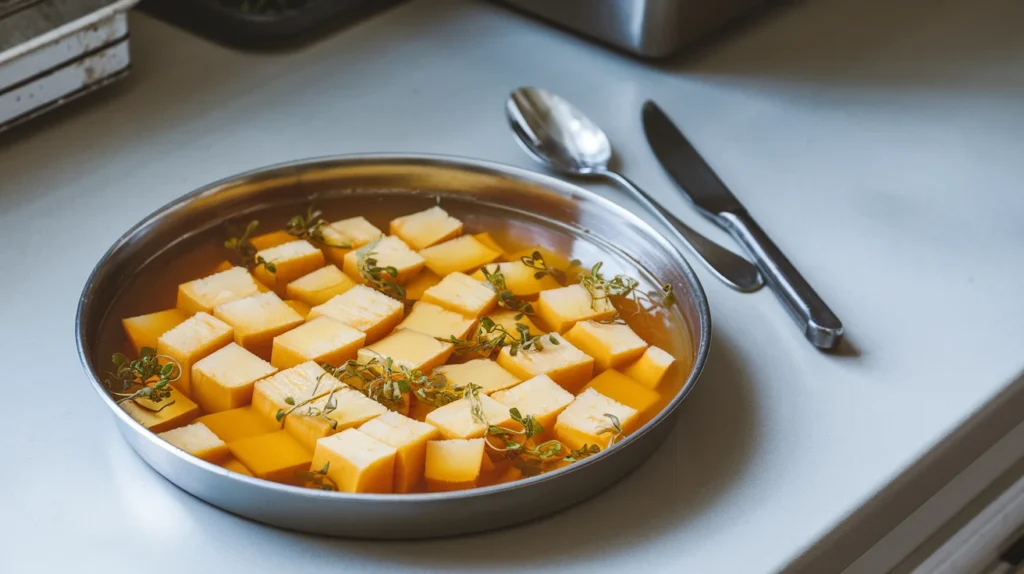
642,100,844,349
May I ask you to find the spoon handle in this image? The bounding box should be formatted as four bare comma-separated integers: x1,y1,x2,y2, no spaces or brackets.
598,170,763,292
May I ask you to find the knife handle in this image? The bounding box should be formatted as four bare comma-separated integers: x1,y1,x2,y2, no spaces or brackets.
719,211,844,349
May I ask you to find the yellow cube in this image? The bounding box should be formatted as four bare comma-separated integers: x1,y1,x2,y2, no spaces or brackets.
343,235,425,285
555,388,638,451
419,235,501,276
283,386,388,451
496,332,594,393
478,310,544,345
285,264,357,307
220,457,254,476
424,438,486,491
320,216,384,266
396,301,476,340
122,308,187,356
472,232,506,255
157,311,234,396
176,266,264,316
583,369,660,421
119,387,200,433
535,284,616,333
251,361,345,425
357,329,453,373
491,374,575,433
270,316,366,370
435,359,521,395
284,299,311,319
250,230,296,251
421,272,497,318
228,430,312,484
508,246,575,273
158,422,230,463
622,346,677,390
404,268,443,301
311,428,398,493
307,284,404,344
471,261,561,299
196,407,279,442
253,239,326,296
390,206,463,250
213,292,304,360
564,320,649,372
424,393,514,439
359,411,441,493
191,342,278,413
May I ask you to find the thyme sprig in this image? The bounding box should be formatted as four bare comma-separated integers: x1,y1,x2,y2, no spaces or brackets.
480,266,534,315
224,220,276,273
105,347,180,412
325,356,410,410
596,413,624,448
295,461,336,491
519,250,580,286
437,316,560,357
356,238,405,299
563,444,601,462
579,262,674,312
464,385,562,476
275,371,335,425
285,205,352,249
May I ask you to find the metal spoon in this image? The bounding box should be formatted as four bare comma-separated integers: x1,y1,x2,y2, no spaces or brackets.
506,87,763,292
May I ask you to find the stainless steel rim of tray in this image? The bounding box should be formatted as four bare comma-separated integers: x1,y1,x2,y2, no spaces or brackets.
75,153,712,539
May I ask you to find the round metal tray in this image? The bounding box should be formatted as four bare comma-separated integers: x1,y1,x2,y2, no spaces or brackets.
75,154,711,538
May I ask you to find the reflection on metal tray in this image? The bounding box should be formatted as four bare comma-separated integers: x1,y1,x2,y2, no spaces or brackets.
0,0,138,133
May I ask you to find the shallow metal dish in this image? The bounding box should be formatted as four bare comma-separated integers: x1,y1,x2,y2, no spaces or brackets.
75,153,711,538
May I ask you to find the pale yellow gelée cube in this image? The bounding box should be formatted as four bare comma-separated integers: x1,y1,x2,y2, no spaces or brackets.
419,235,501,277
307,284,404,344
120,387,200,433
357,329,453,373
535,284,616,334
195,407,279,442
496,332,594,393
343,236,425,285
622,346,677,390
284,299,311,319
191,342,278,413
396,301,476,340
220,456,253,476
252,239,325,296
424,438,486,491
122,308,187,356
555,388,638,451
285,264,356,307
472,232,506,255
404,268,443,301
158,422,230,463
213,291,304,360
270,316,366,370
284,386,388,451
312,428,397,493
581,369,660,421
564,320,649,372
478,310,544,346
471,261,561,299
490,374,575,433
421,272,497,318
424,393,514,439
177,266,263,316
435,359,521,395
249,230,295,251
157,311,234,396
228,430,312,484
320,216,384,266
250,361,345,425
359,411,441,493
390,206,463,250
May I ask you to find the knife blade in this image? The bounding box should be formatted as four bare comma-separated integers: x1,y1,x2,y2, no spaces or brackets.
642,99,844,350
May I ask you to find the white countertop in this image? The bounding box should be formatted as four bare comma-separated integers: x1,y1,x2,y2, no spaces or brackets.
2,0,1023,571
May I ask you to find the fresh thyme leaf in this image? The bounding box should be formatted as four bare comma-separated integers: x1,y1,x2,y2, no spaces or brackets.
355,238,405,299
224,220,276,273
519,250,578,286
579,262,673,313
285,205,352,249
436,318,548,358
464,384,486,425
480,266,534,315
596,413,624,448
563,444,601,462
295,460,336,491
104,347,180,411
